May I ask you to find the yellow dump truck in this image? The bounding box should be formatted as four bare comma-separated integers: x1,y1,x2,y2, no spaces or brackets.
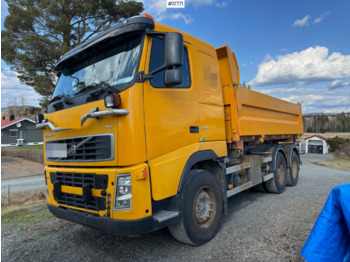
36,14,303,245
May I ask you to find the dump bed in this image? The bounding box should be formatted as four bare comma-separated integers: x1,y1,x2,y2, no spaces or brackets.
216,45,303,144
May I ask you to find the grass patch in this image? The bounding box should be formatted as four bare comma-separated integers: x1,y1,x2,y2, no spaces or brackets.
1,189,46,210
2,203,53,225
317,158,350,171
10,145,43,150
1,190,53,231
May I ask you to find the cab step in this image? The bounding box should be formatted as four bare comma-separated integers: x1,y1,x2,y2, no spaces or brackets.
153,211,179,222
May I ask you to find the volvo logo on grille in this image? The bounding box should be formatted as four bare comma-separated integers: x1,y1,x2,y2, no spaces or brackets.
58,136,93,160
67,145,77,156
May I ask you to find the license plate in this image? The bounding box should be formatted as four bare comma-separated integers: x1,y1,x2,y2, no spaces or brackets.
46,143,67,158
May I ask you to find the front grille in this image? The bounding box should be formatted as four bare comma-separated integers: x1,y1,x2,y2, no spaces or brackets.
56,192,106,211
52,172,108,189
46,134,113,162
50,172,108,212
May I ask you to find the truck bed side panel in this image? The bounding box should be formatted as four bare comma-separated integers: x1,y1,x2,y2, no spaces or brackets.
216,45,303,142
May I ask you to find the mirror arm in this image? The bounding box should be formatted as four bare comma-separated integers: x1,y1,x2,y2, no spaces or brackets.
146,31,166,37
150,64,166,75
139,71,153,82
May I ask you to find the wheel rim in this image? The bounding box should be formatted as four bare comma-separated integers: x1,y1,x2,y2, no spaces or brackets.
193,187,217,228
292,160,298,179
278,163,285,184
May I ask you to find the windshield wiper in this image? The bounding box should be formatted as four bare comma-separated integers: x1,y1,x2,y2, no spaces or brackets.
74,81,119,96
74,83,99,96
50,94,63,104
50,93,72,105
98,81,119,93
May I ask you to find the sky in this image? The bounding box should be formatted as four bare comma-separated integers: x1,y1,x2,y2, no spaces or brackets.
1,0,350,113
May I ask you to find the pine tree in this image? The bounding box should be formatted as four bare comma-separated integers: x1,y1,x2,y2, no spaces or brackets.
1,0,143,108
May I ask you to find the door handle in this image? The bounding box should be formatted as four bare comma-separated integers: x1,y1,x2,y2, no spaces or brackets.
190,126,199,133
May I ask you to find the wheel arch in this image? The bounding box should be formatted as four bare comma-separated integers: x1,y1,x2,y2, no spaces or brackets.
178,150,226,197
280,144,300,168
291,146,301,167
271,146,287,171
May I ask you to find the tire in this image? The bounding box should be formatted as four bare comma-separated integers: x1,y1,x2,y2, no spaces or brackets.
168,169,223,246
265,152,287,194
286,151,299,186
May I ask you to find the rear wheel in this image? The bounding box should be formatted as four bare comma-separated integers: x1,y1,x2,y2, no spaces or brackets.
168,169,223,246
266,152,287,194
286,151,299,186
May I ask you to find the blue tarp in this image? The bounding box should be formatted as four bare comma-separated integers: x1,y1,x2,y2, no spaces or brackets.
302,184,350,262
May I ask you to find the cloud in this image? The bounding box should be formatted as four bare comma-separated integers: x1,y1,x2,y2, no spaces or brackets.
282,94,349,113
158,13,193,24
330,80,350,89
140,0,193,23
293,15,311,27
187,0,215,8
1,0,9,25
1,0,9,16
1,69,42,108
140,0,167,18
249,46,350,87
292,12,330,27
255,87,350,113
216,1,229,8
313,11,330,24
140,0,229,24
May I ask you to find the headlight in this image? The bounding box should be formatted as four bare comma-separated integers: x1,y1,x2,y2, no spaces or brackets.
115,174,132,210
44,171,50,199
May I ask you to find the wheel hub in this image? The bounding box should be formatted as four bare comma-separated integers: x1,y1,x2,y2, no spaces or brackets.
292,161,298,179
278,163,285,183
191,184,218,229
195,190,212,224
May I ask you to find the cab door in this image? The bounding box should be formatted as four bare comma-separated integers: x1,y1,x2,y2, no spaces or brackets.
143,36,199,160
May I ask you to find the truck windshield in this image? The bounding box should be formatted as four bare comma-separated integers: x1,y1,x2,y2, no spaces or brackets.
52,33,143,100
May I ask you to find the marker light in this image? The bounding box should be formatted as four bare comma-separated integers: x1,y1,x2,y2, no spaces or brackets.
104,93,121,108
142,13,154,20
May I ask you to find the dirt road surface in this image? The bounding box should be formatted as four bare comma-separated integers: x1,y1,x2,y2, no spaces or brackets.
1,156,43,179
2,154,350,261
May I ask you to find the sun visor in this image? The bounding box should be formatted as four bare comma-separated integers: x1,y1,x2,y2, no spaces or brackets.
55,16,154,69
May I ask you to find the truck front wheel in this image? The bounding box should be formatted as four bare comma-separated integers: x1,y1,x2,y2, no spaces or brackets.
168,169,223,246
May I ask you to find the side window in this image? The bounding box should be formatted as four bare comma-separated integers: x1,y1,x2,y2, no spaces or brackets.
149,37,191,88
9,129,18,137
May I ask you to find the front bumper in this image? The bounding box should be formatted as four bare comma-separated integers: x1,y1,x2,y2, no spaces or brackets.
47,204,179,235
45,163,152,221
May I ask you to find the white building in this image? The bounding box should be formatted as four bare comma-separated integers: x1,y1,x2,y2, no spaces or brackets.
305,135,328,154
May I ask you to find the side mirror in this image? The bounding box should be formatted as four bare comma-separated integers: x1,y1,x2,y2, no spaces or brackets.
35,59,45,68
164,69,182,87
164,33,183,68
148,32,184,75
35,114,44,124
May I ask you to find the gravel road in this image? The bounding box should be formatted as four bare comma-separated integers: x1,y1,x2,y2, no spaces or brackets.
2,154,350,261
1,175,45,193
